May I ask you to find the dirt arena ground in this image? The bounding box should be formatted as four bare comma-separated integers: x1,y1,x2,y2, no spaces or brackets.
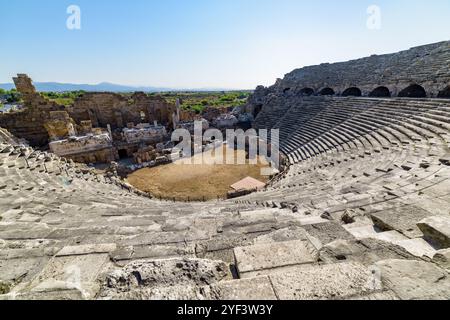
127,145,270,200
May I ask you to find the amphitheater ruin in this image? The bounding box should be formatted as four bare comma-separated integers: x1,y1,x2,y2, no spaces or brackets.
1,41,450,300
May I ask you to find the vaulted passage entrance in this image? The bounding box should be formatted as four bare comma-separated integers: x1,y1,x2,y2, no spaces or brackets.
118,149,128,159
299,88,314,96
342,87,362,97
369,86,391,97
438,86,450,98
398,84,426,98
319,88,335,96
254,104,263,118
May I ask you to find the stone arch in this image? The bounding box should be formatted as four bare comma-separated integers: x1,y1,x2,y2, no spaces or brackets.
398,84,427,98
437,85,450,98
299,88,314,96
369,86,391,97
154,109,162,123
342,87,362,97
140,111,146,122
254,104,263,118
118,149,128,159
319,87,335,96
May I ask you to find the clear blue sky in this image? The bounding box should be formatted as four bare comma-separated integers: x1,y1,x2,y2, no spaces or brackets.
1,0,449,89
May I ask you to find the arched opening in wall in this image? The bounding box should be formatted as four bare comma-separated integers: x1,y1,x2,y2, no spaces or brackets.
369,86,391,97
319,88,335,96
118,149,128,159
283,88,291,94
398,84,427,98
140,111,146,122
437,86,450,98
254,104,263,118
342,87,362,97
155,109,162,124
299,88,314,96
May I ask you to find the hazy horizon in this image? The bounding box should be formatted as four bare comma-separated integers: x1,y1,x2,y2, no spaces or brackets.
1,0,450,89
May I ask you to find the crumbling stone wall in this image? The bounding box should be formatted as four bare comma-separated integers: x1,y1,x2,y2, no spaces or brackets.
249,41,450,106
0,75,65,146
245,41,450,128
69,92,178,130
202,106,233,122
133,146,157,164
44,111,77,141
123,123,167,144
61,147,116,164
49,134,116,163
0,75,178,149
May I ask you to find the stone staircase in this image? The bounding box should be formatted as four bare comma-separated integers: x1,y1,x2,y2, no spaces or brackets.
1,95,450,299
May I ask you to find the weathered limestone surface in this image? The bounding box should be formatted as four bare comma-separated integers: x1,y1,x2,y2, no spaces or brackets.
375,259,450,300
56,243,117,257
302,222,355,246
319,239,418,266
208,277,277,300
99,258,232,299
234,240,318,278
370,206,433,239
418,216,450,249
2,42,450,300
432,249,450,271
269,262,381,300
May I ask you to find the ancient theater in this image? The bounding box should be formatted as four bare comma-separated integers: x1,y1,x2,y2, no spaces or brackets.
1,41,450,300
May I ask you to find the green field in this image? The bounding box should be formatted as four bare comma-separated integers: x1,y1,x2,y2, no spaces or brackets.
159,91,252,113
4,89,252,112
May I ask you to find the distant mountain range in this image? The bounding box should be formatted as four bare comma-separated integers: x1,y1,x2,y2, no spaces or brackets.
0,81,246,93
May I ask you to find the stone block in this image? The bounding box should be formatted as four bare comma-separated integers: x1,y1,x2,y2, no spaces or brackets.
120,231,187,246
234,240,318,278
370,231,409,244
432,249,450,271
131,243,195,260
302,222,355,246
395,238,437,258
375,259,450,300
319,238,417,266
101,258,232,298
0,257,50,284
417,216,450,249
269,262,380,300
370,205,433,238
56,243,117,257
99,284,206,300
208,277,277,300
25,253,110,299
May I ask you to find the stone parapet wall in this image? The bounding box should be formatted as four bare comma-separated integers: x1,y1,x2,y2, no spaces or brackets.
60,147,117,163
69,92,178,130
49,133,113,157
0,105,65,146
246,41,450,118
278,41,450,97
123,124,167,144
